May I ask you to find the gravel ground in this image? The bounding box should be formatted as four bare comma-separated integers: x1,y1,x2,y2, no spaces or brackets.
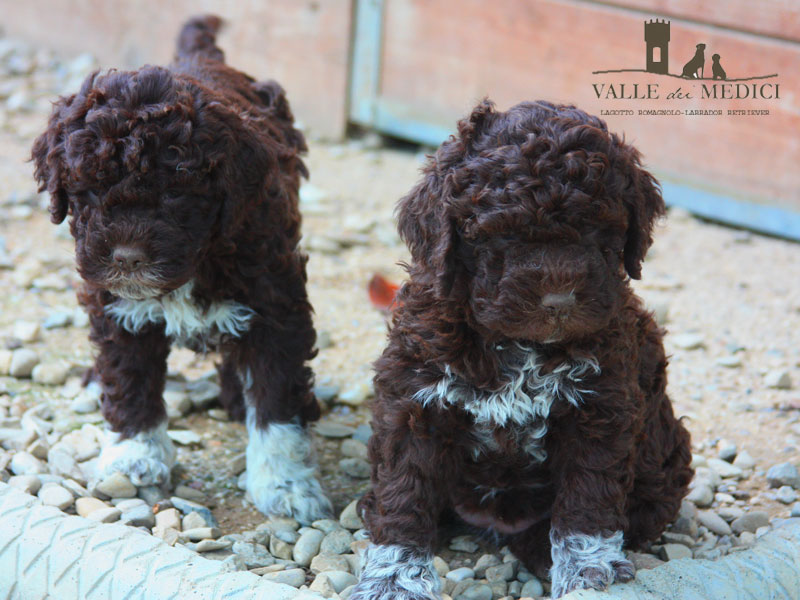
1,34,799,600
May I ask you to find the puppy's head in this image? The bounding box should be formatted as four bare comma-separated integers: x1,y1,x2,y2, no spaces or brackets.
32,66,288,300
398,100,664,344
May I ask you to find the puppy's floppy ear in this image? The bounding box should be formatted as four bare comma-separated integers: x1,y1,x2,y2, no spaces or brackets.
32,96,74,224
397,169,461,299
622,164,665,279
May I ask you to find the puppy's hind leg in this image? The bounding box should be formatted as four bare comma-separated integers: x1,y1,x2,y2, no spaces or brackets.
217,355,245,422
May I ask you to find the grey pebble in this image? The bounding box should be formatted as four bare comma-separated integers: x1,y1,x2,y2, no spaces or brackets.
446,567,475,582
659,543,692,561
43,311,72,329
339,499,363,530
697,511,732,536
196,539,233,553
473,553,501,577
776,485,798,504
310,554,351,574
731,511,770,534
174,484,206,503
352,424,372,444
8,474,42,494
87,506,121,523
686,482,714,507
171,496,219,527
733,451,756,471
320,529,353,555
454,583,492,600
792,503,800,518
339,457,370,478
312,518,343,534
232,541,275,568
269,536,294,560
9,349,39,378
520,578,544,597
95,472,137,498
341,438,368,460
120,504,156,528
38,484,74,510
313,384,340,404
485,561,516,582
10,451,47,475
293,528,325,567
263,568,307,587
717,505,745,522
450,535,480,553
765,370,792,390
315,422,355,438
322,570,358,593
766,462,800,489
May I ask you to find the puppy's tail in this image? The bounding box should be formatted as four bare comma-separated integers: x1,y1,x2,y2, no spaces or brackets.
176,15,225,62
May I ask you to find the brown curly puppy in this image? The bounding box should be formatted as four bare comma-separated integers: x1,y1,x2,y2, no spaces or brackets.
31,16,332,524
353,100,692,599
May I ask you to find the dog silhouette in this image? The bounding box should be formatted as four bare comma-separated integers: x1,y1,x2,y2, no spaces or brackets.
712,54,727,80
682,43,706,78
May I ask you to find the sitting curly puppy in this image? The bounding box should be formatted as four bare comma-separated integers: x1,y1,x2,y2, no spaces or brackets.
31,16,332,524
353,100,692,598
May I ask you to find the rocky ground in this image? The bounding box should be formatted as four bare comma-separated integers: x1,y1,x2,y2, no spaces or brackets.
1,33,800,600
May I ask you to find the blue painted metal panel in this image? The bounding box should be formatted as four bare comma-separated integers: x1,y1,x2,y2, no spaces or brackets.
348,0,385,126
661,181,800,241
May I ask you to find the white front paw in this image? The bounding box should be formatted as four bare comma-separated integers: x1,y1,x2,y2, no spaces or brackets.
350,544,441,600
97,422,176,486
550,529,635,598
246,420,332,524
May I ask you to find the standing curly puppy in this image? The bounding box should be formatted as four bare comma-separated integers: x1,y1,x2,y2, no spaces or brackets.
353,100,692,598
31,16,332,524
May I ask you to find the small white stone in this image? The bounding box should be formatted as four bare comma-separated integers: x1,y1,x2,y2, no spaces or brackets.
765,370,792,390
13,320,41,343
672,333,704,350
75,497,109,517
8,474,42,494
87,506,121,523
39,484,75,510
707,458,743,480
733,450,756,471
447,567,476,582
167,429,202,445
337,380,373,406
10,451,47,475
9,349,39,378
0,350,13,375
95,472,137,498
716,355,742,368
155,508,182,531
32,361,71,385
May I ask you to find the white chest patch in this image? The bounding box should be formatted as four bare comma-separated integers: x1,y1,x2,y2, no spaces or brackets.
106,281,255,345
414,343,599,460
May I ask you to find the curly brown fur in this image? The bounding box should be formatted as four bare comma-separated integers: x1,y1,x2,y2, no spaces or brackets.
32,16,331,523
356,100,692,598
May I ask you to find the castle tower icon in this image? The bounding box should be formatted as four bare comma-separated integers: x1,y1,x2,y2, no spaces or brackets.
645,19,670,74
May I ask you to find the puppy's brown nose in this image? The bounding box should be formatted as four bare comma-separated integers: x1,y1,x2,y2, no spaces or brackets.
112,246,147,272
541,293,575,313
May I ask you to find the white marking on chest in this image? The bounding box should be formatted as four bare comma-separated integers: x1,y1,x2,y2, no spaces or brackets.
414,343,599,460
107,280,255,342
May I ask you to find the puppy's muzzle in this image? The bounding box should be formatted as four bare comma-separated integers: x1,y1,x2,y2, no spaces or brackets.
541,292,576,316
113,245,148,273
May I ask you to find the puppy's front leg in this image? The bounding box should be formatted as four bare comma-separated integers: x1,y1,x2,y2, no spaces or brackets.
352,417,447,600
231,315,332,524
91,310,175,486
548,413,636,598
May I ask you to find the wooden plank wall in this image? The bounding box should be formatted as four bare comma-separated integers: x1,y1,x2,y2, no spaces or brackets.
0,0,353,139
373,0,800,208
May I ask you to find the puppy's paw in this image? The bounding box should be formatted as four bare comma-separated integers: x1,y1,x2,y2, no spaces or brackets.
550,529,634,598
350,544,441,600
246,420,332,524
97,422,176,487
